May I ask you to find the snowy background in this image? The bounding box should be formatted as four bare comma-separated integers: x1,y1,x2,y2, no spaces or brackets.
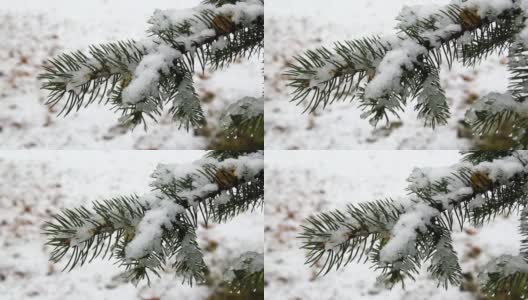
0,0,262,149
264,0,510,150
0,151,263,299
265,151,521,299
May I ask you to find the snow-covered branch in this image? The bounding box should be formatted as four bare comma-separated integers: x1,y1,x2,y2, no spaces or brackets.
39,0,264,130
300,151,528,294
44,151,264,286
286,0,528,147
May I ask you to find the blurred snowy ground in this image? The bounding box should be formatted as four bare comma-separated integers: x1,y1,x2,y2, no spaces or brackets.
0,151,263,299
265,151,520,299
264,0,510,149
0,0,262,149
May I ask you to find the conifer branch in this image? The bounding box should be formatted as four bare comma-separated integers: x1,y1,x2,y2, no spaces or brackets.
479,255,528,297
223,252,264,293
220,96,264,139
286,0,528,147
38,0,263,130
300,151,528,296
44,151,264,287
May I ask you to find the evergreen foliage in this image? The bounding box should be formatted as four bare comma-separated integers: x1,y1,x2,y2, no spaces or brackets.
43,150,264,293
285,0,528,149
299,150,528,297
38,0,264,131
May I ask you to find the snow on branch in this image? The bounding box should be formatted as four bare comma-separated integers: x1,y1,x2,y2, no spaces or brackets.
220,96,264,138
44,151,264,286
224,251,264,292
286,0,528,145
39,0,264,130
381,152,527,263
300,151,528,293
125,151,264,259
